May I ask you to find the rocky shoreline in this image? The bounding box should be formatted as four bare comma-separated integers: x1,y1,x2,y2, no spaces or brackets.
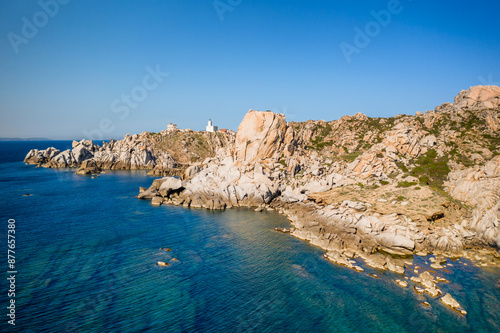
140,172,498,315
138,171,499,315
24,129,235,176
134,86,500,316
25,85,500,316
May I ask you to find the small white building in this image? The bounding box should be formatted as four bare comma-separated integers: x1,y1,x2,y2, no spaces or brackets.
206,119,218,132
167,122,178,131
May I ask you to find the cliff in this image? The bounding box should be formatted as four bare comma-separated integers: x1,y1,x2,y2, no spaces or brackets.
26,86,500,257
24,129,235,175
26,85,500,315
140,86,500,259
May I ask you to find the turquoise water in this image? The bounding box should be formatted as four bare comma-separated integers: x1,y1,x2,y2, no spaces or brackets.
0,141,499,332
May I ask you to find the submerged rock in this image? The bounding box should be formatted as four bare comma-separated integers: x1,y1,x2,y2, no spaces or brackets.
413,286,425,295
440,293,467,315
395,279,408,288
430,262,444,269
412,271,442,297
324,251,359,271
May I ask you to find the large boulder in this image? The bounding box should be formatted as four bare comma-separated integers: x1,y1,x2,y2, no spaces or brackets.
76,159,101,175
447,156,500,247
72,144,93,163
447,156,500,208
24,147,60,164
183,164,201,180
380,123,435,158
375,233,415,253
235,110,288,164
137,187,159,199
300,180,331,194
49,149,77,167
453,85,500,109
159,177,184,197
282,186,307,203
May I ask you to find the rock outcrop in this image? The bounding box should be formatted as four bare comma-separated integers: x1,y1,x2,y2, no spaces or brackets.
25,85,500,319
235,110,294,163
138,106,498,261
24,130,235,175
453,85,500,110
24,147,61,164
76,159,101,175
137,86,500,256
440,293,467,315
447,156,500,247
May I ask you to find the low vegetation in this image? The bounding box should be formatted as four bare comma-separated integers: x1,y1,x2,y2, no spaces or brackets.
409,149,450,190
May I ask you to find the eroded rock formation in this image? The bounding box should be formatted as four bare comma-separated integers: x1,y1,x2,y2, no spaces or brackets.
26,85,500,315
140,86,500,262
24,130,236,175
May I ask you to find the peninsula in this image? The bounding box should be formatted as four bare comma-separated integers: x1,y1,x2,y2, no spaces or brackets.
25,85,500,315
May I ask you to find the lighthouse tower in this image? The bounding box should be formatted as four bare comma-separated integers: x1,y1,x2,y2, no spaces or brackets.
206,119,218,132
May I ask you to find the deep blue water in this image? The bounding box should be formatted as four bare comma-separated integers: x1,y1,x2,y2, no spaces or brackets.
0,141,499,332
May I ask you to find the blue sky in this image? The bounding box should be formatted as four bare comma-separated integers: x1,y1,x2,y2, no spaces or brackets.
1,0,499,139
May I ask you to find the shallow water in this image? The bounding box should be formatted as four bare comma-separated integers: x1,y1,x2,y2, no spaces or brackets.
0,141,499,332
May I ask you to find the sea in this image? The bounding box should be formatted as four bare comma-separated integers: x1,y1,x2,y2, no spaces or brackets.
0,141,499,332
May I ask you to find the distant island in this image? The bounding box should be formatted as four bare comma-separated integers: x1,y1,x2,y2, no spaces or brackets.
24,85,500,316
0,137,52,141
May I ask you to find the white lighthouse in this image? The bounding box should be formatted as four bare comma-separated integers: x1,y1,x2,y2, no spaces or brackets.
206,119,218,132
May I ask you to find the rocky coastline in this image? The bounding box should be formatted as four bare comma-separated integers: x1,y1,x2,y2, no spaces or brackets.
24,128,235,176
135,85,500,315
26,85,500,315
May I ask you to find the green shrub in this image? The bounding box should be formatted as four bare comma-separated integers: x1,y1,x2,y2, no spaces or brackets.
418,176,430,185
341,151,363,162
425,149,437,159
396,162,409,173
409,149,450,189
380,180,389,185
397,181,417,188
308,134,334,151
388,172,399,179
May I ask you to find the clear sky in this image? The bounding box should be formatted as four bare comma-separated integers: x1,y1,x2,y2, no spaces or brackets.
1,0,499,140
